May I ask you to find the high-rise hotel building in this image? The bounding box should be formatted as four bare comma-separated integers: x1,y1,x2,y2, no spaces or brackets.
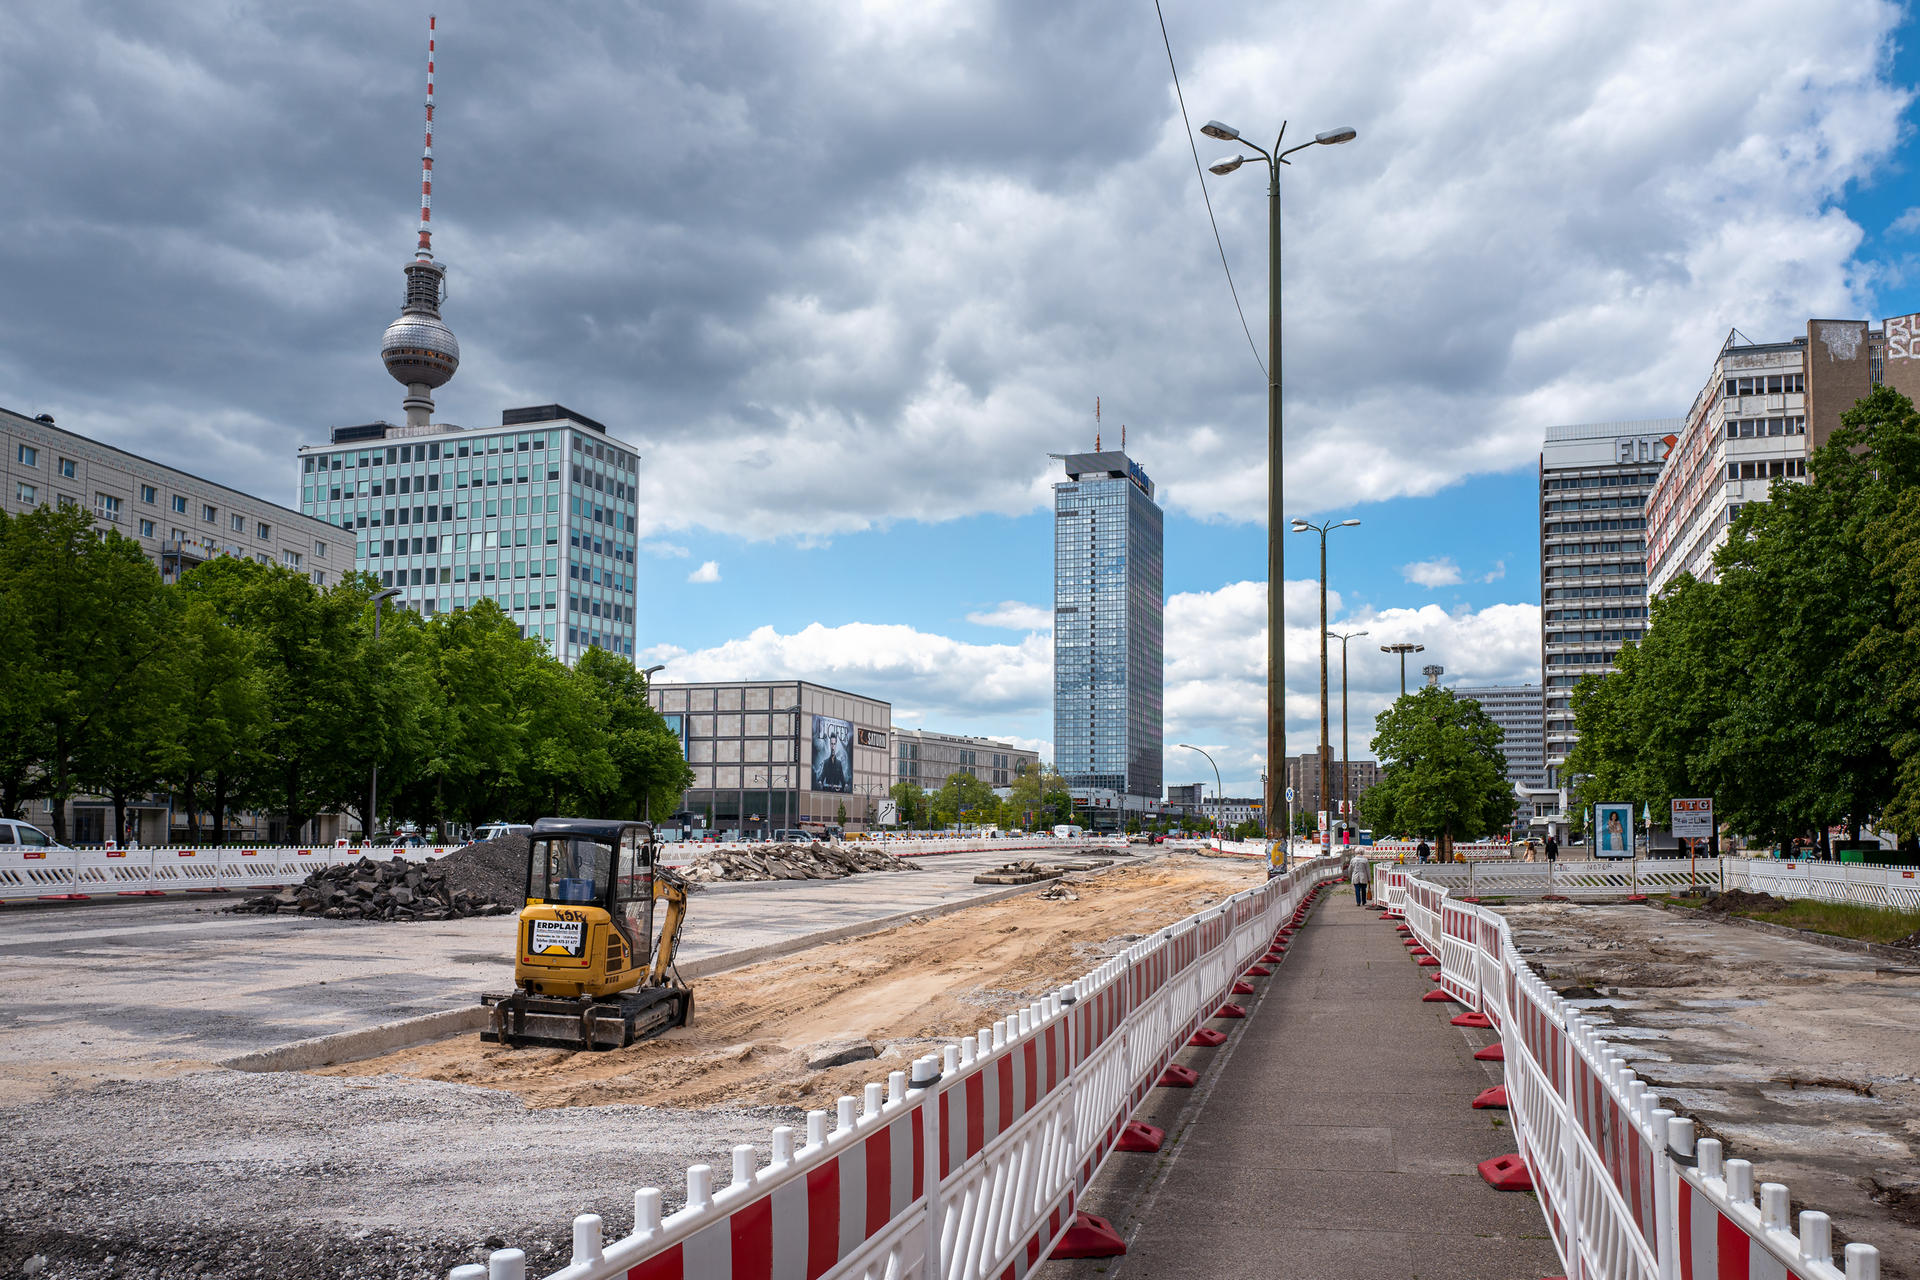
1540,420,1674,802
1051,447,1164,817
297,405,640,662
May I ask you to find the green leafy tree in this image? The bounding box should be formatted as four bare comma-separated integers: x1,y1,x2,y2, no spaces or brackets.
165,597,270,844
571,649,693,823
1365,686,1513,860
889,781,929,829
931,771,999,829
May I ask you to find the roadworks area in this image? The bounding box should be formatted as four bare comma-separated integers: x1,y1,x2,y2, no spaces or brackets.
0,854,1255,1280
1500,901,1920,1279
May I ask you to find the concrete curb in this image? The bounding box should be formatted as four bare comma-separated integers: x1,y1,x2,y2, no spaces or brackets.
222,863,1141,1074
1642,897,1920,965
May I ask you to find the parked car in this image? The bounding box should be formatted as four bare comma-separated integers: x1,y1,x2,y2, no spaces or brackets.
474,822,534,843
0,820,65,850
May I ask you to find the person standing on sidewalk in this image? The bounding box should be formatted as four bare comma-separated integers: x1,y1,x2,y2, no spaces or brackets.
1351,855,1370,906
1545,834,1558,862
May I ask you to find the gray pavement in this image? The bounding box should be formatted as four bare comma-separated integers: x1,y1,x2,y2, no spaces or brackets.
0,848,1117,1082
1052,887,1562,1280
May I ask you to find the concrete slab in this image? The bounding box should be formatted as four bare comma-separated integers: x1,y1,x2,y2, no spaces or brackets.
1046,890,1562,1280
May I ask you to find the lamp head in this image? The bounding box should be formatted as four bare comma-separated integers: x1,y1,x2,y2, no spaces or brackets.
1200,120,1242,142
1315,126,1357,145
1289,520,1309,532
375,586,403,603
1340,519,1362,527
1208,154,1247,176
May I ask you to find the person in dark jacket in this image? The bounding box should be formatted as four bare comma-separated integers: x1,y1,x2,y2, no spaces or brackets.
1416,839,1431,862
1545,835,1559,862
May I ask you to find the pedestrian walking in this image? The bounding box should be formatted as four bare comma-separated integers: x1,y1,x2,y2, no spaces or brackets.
1350,856,1370,906
1415,839,1430,863
1545,834,1558,862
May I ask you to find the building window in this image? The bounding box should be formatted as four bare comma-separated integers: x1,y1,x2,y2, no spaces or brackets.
57,494,76,510
202,504,216,523
59,458,76,479
230,513,245,532
16,482,35,504
17,445,36,467
139,518,154,537
256,521,271,539
283,550,302,568
315,539,328,558
311,570,326,586
95,493,122,521
139,484,157,504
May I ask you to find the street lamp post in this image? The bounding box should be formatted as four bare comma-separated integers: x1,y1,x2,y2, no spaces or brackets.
1202,118,1356,858
1328,629,1369,846
367,586,403,843
1379,642,1424,696
1174,743,1224,838
1290,517,1361,854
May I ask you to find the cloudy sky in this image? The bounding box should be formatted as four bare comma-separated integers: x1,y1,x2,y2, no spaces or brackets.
5,1,1919,794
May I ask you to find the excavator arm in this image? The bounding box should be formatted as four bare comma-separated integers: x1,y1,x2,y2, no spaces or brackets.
647,862,692,987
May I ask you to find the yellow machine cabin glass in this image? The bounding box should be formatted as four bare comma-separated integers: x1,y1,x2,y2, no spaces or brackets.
531,836,614,905
616,828,654,961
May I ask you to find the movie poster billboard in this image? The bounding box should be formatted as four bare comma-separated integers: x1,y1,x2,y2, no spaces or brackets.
1594,802,1635,859
810,715,854,793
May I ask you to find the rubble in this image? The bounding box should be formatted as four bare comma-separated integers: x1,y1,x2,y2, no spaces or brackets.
973,859,1103,885
227,855,510,922
677,842,921,883
805,1039,879,1070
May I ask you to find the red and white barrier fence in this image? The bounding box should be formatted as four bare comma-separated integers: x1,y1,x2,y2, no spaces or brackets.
1725,857,1920,911
1381,868,1884,1280
0,844,449,903
445,859,1348,1280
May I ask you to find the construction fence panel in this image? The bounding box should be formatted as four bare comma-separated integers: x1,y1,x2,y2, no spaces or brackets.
453,860,1347,1280
1726,857,1920,911
1400,868,1881,1280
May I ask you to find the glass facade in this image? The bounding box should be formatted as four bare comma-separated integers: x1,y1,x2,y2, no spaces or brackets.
296,414,640,662
1052,454,1163,803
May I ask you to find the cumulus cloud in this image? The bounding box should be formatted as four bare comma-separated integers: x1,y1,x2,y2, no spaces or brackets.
640,540,691,559
1402,557,1463,588
1890,207,1920,235
0,2,1905,538
687,560,721,583
1482,560,1508,584
966,601,1052,631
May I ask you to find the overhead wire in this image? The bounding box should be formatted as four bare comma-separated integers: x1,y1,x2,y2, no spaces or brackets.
1152,0,1267,380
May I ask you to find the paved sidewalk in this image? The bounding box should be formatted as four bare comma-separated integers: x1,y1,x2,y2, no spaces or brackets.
1058,886,1561,1280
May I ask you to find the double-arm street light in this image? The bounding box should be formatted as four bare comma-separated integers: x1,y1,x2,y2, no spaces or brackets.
1174,743,1224,836
1328,628,1368,846
1380,642,1424,696
1291,517,1360,852
1202,117,1356,857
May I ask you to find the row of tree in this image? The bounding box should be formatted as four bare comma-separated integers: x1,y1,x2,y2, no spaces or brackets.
1566,386,1920,855
0,506,691,843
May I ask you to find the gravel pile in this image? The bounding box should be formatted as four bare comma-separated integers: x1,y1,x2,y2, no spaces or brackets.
434,832,532,905
228,855,509,921
679,842,920,883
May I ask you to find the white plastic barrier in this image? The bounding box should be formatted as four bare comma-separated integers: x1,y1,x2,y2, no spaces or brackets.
0,844,447,903
1396,867,1883,1280
1725,857,1920,911
1371,858,1726,902
451,858,1349,1280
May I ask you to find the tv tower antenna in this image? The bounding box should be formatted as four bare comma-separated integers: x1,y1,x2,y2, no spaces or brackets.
380,14,460,429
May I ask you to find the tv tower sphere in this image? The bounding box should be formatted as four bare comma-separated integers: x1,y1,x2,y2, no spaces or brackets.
382,15,458,427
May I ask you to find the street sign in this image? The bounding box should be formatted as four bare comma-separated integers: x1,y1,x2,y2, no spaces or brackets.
1284,787,1294,802
877,799,899,827
1671,798,1713,840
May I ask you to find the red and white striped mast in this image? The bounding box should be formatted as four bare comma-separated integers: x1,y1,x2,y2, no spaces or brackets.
380,13,460,429
417,14,436,261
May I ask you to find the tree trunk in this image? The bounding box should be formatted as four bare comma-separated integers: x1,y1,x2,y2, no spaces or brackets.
1818,826,1831,860
111,788,127,850
211,774,229,846
183,769,202,842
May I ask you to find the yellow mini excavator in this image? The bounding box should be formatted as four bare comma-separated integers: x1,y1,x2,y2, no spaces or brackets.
481,817,694,1051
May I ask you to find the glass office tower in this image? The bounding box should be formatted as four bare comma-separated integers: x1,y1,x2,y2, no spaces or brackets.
1052,449,1164,819
297,404,640,663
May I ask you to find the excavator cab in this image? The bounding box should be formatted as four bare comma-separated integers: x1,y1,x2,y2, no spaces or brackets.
481,817,694,1051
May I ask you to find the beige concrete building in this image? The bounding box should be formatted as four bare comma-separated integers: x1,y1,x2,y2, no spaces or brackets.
893,729,1039,793
4,404,351,588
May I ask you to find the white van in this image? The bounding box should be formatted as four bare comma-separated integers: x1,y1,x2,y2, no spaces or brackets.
1052,824,1084,840
474,822,534,843
0,820,64,850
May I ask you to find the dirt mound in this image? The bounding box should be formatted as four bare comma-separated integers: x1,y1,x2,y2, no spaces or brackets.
679,841,919,883
228,855,510,922
434,833,532,905
1696,887,1786,915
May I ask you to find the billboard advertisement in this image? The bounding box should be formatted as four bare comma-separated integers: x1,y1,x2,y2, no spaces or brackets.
1671,797,1713,841
1595,802,1634,858
810,715,854,793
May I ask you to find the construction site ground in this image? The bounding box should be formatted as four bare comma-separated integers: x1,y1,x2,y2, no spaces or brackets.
0,852,1256,1280
1499,902,1920,1278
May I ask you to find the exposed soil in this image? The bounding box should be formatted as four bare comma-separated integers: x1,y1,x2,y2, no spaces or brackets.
322,855,1258,1112
1500,902,1920,1278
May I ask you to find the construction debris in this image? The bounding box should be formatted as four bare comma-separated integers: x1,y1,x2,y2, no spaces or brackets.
805,1039,879,1070
1037,883,1081,902
973,859,1104,885
228,855,510,921
677,842,921,883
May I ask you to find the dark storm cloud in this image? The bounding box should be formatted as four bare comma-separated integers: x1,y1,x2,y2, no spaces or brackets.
0,1,1907,532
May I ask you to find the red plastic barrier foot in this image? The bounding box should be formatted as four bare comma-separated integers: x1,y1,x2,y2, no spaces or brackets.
1394,925,1411,933
1244,963,1273,977
1214,1002,1249,1019
1051,1212,1128,1259
1188,1027,1227,1047
1478,1153,1534,1191
1625,894,1648,902
1472,1085,1510,1109
1459,895,1483,904
1539,894,1570,902
1417,957,1441,967
1430,972,1444,983
1262,951,1285,963
1452,1011,1492,1027
1117,1121,1165,1152
1474,1043,1505,1061
1232,979,1255,995
1158,1064,1199,1087
1422,990,1459,1003
37,894,92,901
